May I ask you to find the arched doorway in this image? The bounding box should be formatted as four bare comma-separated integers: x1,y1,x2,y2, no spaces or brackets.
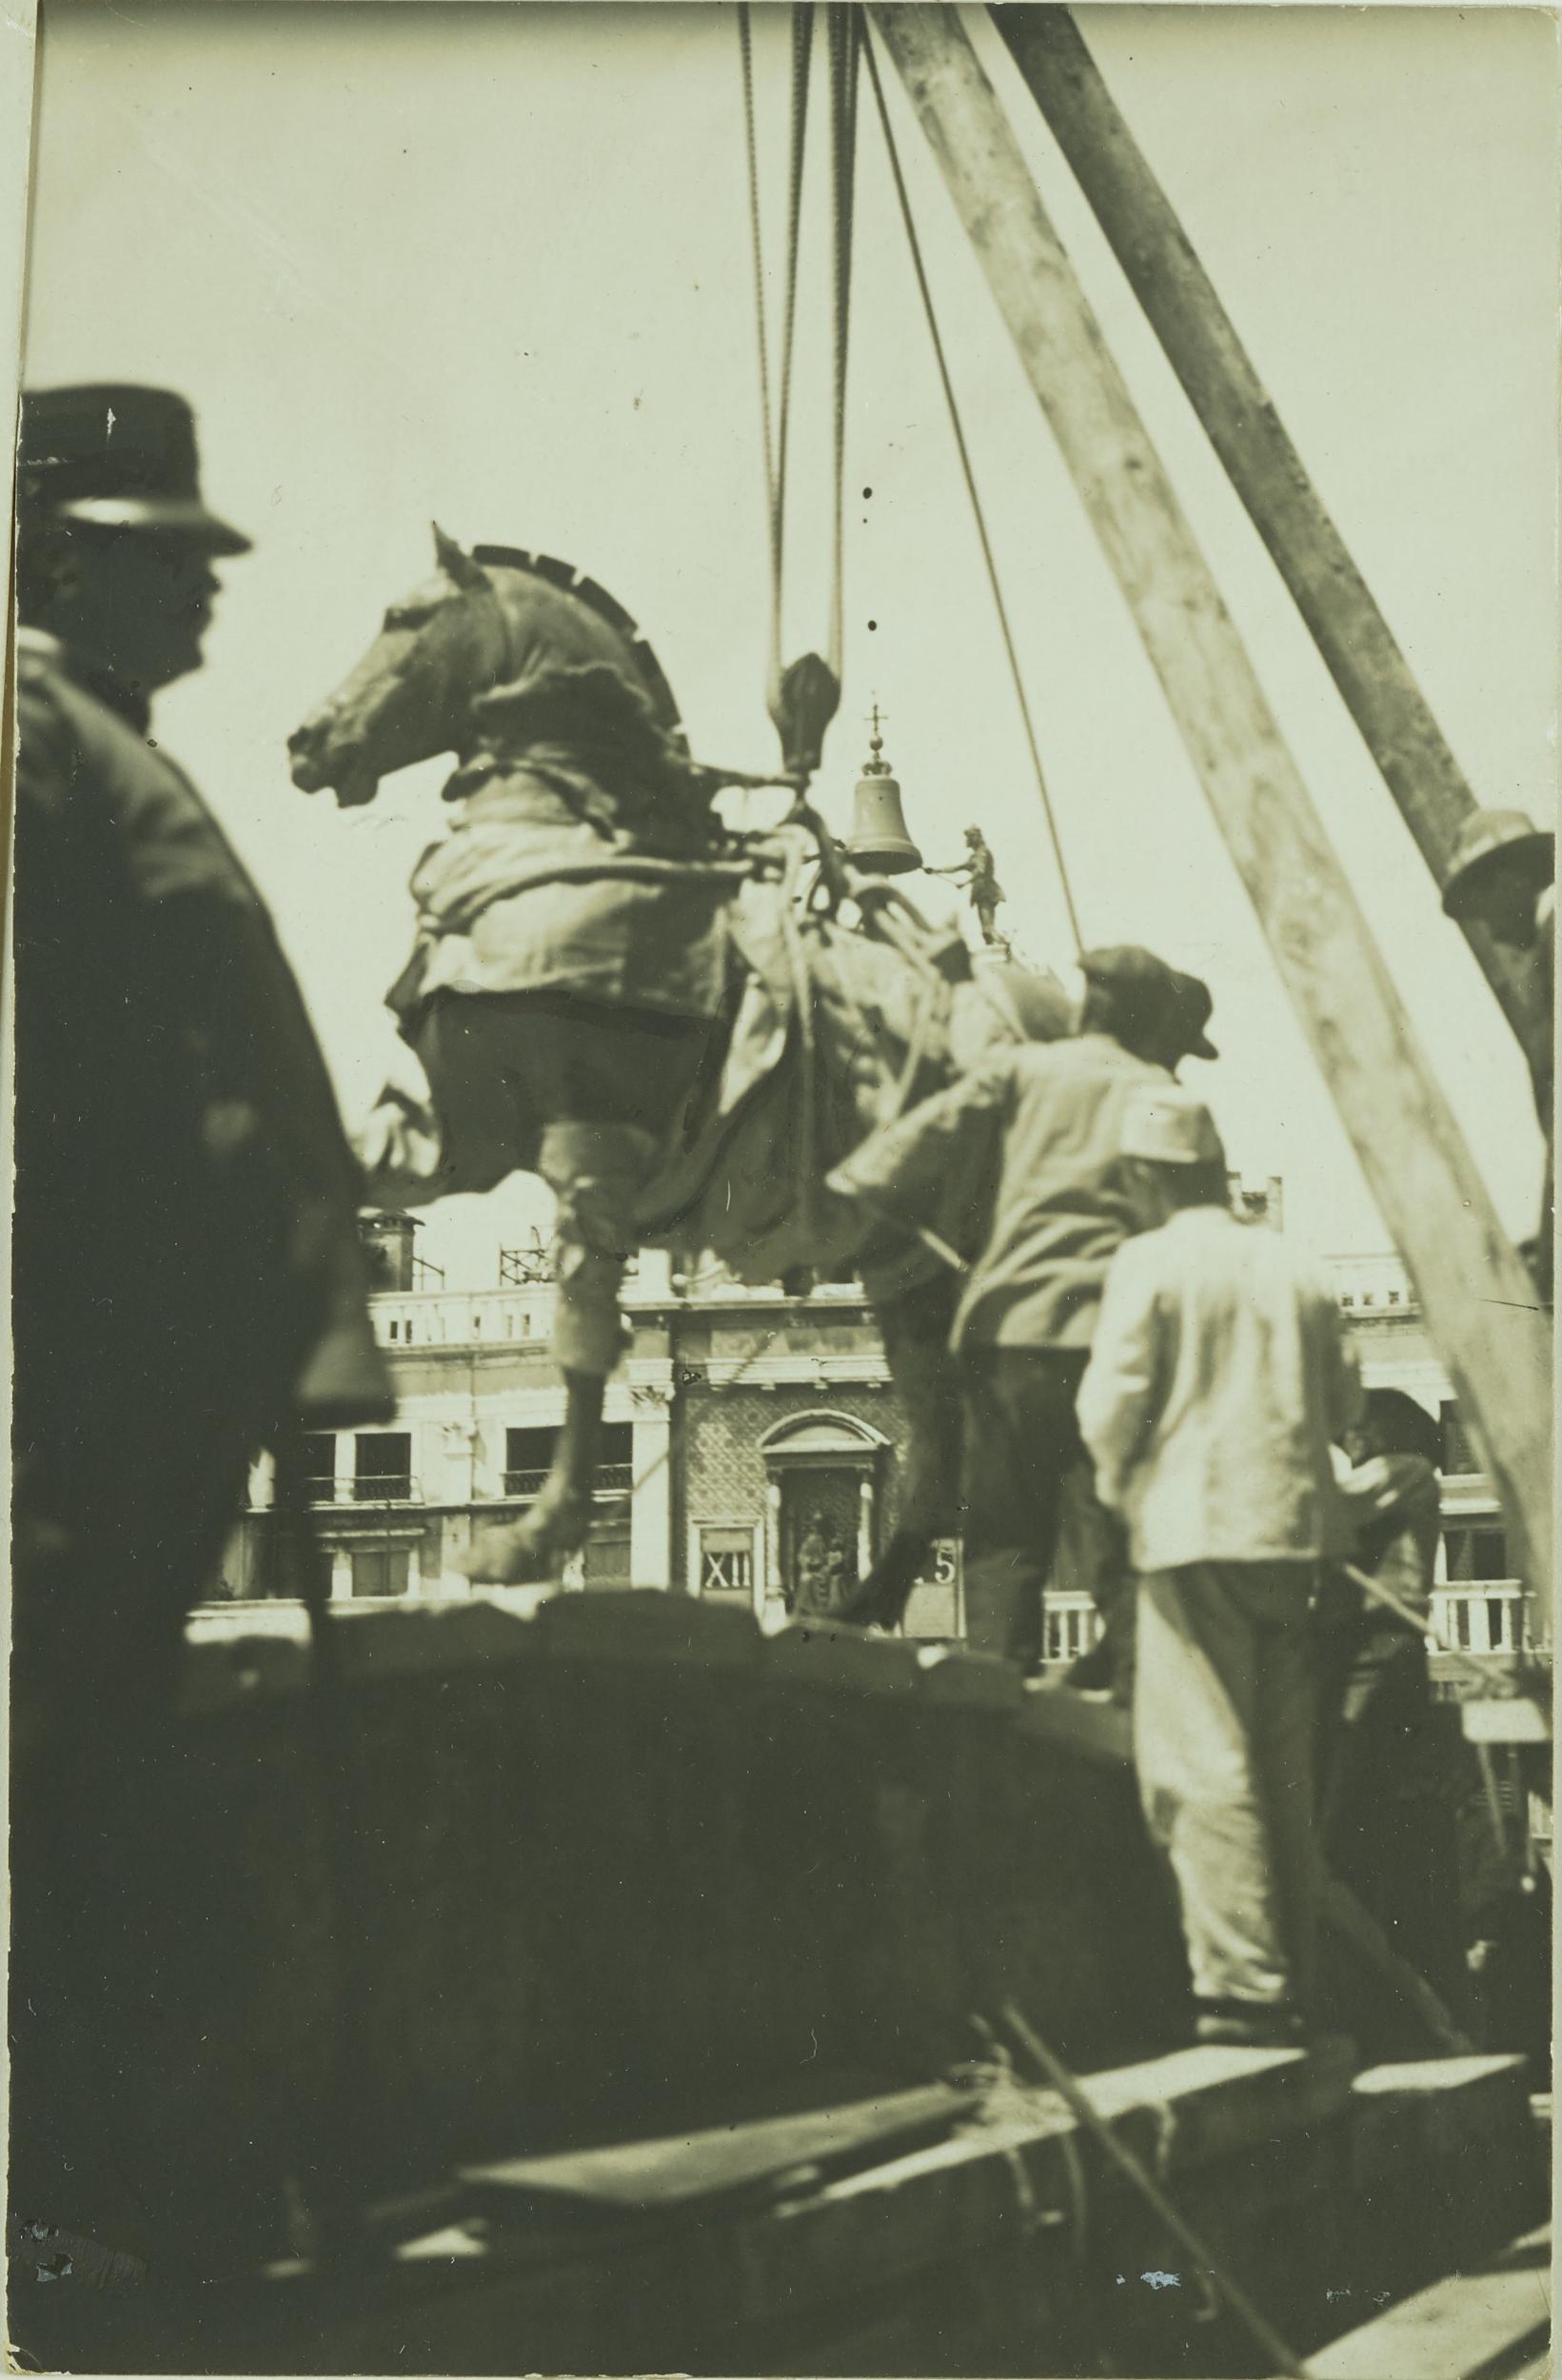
757,1410,889,1623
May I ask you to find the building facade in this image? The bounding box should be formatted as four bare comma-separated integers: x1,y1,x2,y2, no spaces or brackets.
224,1208,1531,1679
230,1248,961,1635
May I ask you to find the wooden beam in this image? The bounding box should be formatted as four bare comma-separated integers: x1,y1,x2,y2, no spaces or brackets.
988,6,1549,1090
869,4,1552,1604
1306,2223,1552,2380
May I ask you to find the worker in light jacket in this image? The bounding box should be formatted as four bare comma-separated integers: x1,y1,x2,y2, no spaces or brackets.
1078,1087,1362,2049
828,945,1217,1678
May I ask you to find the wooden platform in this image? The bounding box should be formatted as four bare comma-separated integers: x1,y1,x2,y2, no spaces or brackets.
1306,2221,1551,2380
16,2042,1544,2376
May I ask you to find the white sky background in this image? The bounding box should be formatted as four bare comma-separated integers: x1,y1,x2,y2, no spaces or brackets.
20,1,1558,1288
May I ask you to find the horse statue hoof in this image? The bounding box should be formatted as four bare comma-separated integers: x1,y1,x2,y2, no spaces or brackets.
467,1498,593,1586
354,1090,447,1211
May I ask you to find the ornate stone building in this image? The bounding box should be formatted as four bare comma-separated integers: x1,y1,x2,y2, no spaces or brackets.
225,1201,1528,1681
228,1237,961,1635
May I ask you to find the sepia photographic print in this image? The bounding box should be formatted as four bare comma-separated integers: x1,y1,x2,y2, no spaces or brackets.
4,2,1556,2373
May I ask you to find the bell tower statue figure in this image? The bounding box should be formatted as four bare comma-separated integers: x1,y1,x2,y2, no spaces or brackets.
931,824,1007,949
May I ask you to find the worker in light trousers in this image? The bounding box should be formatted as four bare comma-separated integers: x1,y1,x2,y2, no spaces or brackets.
1078,1088,1363,2047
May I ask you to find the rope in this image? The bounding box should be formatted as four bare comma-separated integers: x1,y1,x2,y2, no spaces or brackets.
738,4,854,777
737,4,776,517
738,3,802,708
772,5,815,706
1341,1558,1532,1698
998,2002,1310,2379
777,831,823,1247
826,5,860,678
860,26,1084,958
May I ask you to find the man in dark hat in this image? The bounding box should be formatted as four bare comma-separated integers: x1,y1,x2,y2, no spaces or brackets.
11,385,393,2259
1442,808,1554,1299
829,944,1218,1678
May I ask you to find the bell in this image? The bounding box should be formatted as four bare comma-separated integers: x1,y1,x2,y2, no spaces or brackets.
847,714,923,875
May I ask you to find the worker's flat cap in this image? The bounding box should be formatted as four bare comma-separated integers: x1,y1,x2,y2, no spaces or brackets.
1442,809,1553,919
1120,1086,1226,1169
17,384,251,553
1081,944,1178,1011
1169,970,1218,1061
1081,947,1218,1061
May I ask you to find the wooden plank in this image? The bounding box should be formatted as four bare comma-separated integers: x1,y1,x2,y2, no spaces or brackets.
459,2084,967,2211
1305,2223,1551,2379
987,5,1549,1084
870,6,1552,1605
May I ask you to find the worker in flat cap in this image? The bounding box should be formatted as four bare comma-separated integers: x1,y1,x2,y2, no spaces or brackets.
1442,809,1554,1301
11,385,392,2261
828,943,1217,1680
1078,1086,1362,2048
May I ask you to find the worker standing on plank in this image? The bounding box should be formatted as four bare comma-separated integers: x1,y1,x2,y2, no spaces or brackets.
1078,1087,1362,2048
828,946,1217,1680
1441,810,1554,1303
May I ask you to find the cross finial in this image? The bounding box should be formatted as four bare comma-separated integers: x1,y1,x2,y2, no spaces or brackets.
866,701,886,766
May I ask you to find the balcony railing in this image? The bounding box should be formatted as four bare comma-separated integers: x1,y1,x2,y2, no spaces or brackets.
1429,1583,1532,1658
1038,1584,1533,1670
1327,1252,1417,1316
503,1463,634,1499
299,1478,420,1506
352,1476,418,1504
371,1289,551,1349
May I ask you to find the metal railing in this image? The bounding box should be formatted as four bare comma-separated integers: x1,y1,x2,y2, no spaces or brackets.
350,1475,420,1505
502,1463,634,1499
287,1476,422,1507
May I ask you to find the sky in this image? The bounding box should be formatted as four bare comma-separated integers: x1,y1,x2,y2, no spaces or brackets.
20,1,1559,1286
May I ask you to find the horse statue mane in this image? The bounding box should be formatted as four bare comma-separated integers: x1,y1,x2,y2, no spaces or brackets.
470,545,689,756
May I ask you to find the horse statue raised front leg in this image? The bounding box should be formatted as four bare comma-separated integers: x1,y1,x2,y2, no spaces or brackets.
288,526,1070,1612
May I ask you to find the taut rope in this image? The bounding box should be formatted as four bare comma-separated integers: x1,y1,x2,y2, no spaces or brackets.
861,25,1084,956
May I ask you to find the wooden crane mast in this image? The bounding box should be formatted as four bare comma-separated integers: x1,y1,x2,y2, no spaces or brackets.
868,5,1552,1616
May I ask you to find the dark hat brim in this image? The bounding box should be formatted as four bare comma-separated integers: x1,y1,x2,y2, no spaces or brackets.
1185,1028,1218,1061
51,494,252,555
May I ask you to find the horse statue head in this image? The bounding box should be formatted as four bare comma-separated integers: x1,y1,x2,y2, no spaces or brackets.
288,523,685,808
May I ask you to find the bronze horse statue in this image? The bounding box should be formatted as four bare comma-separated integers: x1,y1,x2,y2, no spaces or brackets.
289,527,1072,1614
